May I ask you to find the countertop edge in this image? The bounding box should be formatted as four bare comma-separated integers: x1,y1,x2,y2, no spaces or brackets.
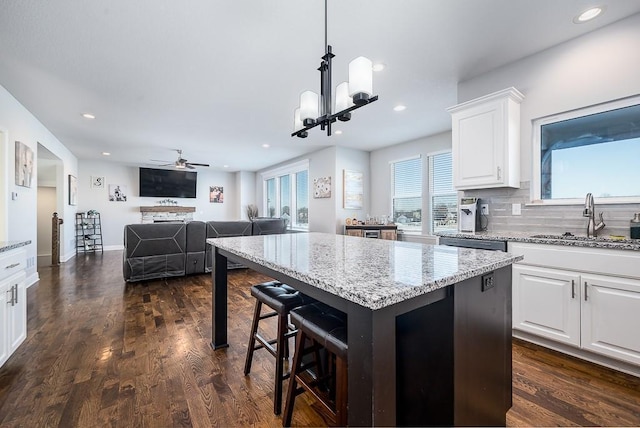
0,240,31,253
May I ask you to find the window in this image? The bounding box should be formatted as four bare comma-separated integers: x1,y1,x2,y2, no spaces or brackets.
262,160,309,230
430,152,457,233
533,96,640,204
392,157,422,232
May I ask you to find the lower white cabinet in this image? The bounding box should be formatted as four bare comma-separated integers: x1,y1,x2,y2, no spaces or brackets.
1,248,27,368
511,243,640,367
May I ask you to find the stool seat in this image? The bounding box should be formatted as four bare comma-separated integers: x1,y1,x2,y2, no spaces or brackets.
290,302,348,358
244,280,316,416
251,281,313,313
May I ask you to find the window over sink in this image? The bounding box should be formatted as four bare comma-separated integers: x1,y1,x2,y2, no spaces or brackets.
532,95,640,204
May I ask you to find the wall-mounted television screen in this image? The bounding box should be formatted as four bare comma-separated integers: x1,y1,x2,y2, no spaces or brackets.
139,167,197,198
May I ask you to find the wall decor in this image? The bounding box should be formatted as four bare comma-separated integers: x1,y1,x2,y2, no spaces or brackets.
91,176,105,189
313,176,331,198
109,184,128,202
15,141,34,188
68,175,78,205
343,170,363,209
210,186,224,203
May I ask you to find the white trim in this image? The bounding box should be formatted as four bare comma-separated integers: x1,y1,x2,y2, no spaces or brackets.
531,94,640,204
387,154,421,165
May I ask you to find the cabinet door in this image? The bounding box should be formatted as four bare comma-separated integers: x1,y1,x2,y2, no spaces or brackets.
346,229,363,237
0,281,9,367
7,271,27,353
380,230,397,241
451,99,505,189
581,273,640,365
512,265,580,346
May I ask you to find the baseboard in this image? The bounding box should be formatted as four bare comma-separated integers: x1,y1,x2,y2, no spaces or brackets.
104,245,124,251
26,271,40,288
513,330,640,378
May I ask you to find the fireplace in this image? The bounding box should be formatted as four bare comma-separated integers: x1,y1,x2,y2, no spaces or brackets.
140,206,196,224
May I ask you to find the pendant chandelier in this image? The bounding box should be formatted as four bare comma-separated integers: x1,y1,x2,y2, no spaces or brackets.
291,0,379,138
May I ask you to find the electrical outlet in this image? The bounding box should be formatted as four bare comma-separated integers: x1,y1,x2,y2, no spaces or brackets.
481,272,495,291
480,204,489,215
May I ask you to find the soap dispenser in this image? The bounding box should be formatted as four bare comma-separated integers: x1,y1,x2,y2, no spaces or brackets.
631,213,640,239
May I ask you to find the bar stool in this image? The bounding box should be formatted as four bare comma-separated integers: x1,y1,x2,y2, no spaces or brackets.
244,280,316,415
282,302,348,427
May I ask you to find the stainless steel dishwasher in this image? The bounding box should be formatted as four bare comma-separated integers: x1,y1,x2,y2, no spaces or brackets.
438,236,507,251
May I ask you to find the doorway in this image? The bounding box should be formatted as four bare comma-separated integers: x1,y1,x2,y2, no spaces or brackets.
0,130,7,241
37,144,63,266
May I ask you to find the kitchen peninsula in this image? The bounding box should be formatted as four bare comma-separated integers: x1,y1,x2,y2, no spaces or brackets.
207,233,523,426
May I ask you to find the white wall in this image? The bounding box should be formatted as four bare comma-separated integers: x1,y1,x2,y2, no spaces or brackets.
370,131,452,235
335,146,370,234
78,160,240,249
236,170,256,220
36,186,56,260
458,13,640,184
0,83,78,283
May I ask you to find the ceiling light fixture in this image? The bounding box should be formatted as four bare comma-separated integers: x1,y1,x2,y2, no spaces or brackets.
262,144,270,148
574,6,604,23
334,130,343,135
372,63,386,72
394,105,406,112
82,113,96,119
101,152,110,156
292,0,378,138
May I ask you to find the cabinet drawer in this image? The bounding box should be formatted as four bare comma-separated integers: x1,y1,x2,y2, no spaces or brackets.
0,249,27,282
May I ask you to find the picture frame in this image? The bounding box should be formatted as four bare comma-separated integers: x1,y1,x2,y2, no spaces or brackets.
68,175,78,205
109,184,128,202
313,176,331,198
15,141,34,188
343,170,363,209
91,176,105,189
210,186,224,203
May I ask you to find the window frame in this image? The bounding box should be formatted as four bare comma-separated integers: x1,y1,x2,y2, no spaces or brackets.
261,159,309,230
531,95,640,206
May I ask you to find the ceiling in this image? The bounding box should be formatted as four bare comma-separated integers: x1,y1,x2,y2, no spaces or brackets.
2,1,640,172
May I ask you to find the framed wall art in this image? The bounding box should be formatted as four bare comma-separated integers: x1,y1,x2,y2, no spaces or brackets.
68,175,78,205
91,176,105,189
343,170,363,209
313,176,331,198
210,186,224,203
15,141,34,188
109,184,128,202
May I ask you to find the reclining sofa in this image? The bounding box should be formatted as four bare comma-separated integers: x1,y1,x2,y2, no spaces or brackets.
123,218,286,282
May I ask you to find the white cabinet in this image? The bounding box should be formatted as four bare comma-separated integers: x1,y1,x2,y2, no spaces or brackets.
0,248,27,368
510,242,640,367
512,264,580,346
447,87,524,190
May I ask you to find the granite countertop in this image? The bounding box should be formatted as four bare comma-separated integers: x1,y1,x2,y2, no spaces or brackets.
208,232,522,310
0,240,31,253
435,231,640,251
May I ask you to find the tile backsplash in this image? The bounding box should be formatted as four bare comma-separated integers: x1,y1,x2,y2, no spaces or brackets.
463,182,640,238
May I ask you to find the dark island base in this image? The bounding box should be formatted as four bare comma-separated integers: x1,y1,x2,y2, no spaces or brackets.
396,267,512,426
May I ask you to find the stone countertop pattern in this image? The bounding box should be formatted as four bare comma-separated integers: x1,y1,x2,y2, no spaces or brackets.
435,231,640,251
0,241,31,253
208,232,522,310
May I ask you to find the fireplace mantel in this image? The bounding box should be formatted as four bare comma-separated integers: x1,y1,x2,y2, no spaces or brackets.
140,206,196,223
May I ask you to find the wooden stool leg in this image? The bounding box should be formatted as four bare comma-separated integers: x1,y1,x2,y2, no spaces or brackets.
335,356,348,426
283,330,306,427
274,312,288,415
244,300,262,376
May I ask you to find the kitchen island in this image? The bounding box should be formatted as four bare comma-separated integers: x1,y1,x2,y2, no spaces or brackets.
207,232,523,426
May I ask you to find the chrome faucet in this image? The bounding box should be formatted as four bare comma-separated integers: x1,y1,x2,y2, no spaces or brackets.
583,192,605,237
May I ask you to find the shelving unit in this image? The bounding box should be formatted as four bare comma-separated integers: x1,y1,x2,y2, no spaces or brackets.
75,212,103,254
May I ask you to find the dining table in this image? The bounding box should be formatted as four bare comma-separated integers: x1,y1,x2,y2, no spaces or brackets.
207,232,523,426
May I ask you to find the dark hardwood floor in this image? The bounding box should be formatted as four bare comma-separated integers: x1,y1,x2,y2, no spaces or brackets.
1,250,639,427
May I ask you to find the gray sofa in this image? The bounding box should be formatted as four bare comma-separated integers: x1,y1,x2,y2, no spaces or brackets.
123,218,286,282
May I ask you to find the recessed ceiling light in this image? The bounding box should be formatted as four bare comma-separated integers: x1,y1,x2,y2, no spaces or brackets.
262,144,270,148
573,6,604,23
223,165,229,168
82,113,96,119
334,130,343,135
372,63,385,72
102,152,110,156
394,105,406,112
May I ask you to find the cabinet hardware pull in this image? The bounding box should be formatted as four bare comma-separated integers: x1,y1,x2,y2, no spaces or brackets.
584,281,588,301
6,289,12,305
4,262,20,269
571,280,575,299
13,284,18,305
497,166,502,180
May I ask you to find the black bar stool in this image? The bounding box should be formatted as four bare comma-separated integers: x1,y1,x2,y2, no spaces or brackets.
244,280,316,415
282,302,348,427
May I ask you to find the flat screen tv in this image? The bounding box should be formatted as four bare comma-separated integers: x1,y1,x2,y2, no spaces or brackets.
139,167,197,198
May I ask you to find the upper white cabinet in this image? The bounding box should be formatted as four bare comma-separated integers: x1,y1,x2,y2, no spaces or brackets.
447,87,524,190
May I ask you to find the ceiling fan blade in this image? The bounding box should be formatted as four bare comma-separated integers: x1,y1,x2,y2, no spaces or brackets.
188,162,210,167
186,164,196,169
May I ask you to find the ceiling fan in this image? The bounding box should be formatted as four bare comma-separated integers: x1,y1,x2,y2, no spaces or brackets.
151,149,210,169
